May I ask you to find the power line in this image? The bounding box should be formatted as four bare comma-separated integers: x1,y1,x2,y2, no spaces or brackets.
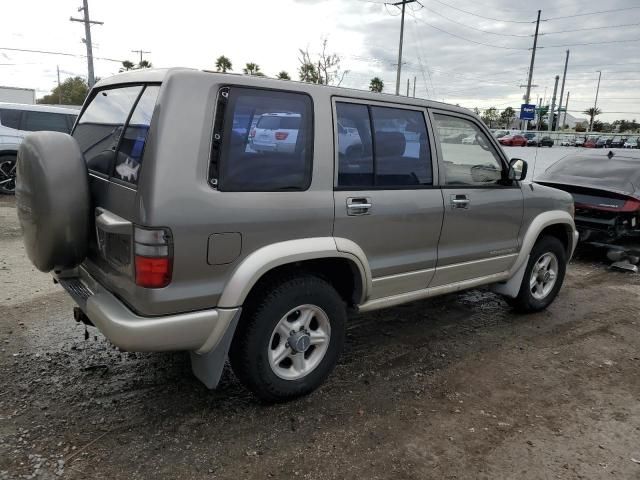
543,6,640,21
427,0,534,24
407,11,530,50
540,38,640,49
541,22,640,36
415,6,531,37
0,46,122,63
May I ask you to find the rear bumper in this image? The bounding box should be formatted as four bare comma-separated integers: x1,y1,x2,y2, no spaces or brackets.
57,266,239,354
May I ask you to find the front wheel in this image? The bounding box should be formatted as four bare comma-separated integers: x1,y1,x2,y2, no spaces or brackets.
506,236,567,313
0,155,17,195
229,275,346,402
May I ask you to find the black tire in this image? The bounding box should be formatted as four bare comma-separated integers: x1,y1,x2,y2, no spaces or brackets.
229,274,346,403
0,154,17,195
507,236,567,313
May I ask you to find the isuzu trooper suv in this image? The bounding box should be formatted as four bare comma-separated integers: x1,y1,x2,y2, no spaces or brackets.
16,68,578,402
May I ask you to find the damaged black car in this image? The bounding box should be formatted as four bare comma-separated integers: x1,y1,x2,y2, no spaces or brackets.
536,150,640,243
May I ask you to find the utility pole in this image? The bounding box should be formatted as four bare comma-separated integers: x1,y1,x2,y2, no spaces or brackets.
536,97,543,131
556,49,570,131
407,78,410,96
56,65,62,104
392,0,416,96
523,9,542,131
589,71,602,132
70,0,103,88
548,75,559,133
131,49,151,64
413,76,416,97
562,91,570,129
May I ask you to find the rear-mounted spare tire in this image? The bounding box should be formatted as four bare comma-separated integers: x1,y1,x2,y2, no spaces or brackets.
16,131,89,272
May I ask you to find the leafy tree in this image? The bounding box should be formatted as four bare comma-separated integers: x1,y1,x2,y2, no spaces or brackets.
243,62,264,76
575,123,587,132
481,107,499,128
369,77,384,93
215,55,232,73
298,39,347,85
499,107,516,128
473,107,481,116
276,71,291,80
592,120,605,132
583,107,602,132
37,76,88,105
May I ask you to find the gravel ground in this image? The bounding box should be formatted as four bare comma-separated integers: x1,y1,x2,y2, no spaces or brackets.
1,189,640,480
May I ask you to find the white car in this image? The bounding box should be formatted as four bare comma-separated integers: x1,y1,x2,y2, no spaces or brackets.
250,112,301,154
623,137,638,149
461,134,476,145
0,103,78,194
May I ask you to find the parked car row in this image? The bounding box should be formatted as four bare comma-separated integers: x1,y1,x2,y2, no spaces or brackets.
497,133,554,148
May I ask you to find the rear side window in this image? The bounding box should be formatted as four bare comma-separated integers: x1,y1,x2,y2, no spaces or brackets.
113,86,160,184
22,111,71,133
73,85,143,175
0,109,21,129
212,87,313,192
336,102,432,188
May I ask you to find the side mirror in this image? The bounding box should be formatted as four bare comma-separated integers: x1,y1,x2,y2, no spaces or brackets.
508,158,528,181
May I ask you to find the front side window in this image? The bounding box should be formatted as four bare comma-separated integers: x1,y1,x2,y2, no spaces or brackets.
214,88,313,192
0,109,21,129
22,111,70,133
113,86,160,184
433,114,504,186
73,85,143,175
336,102,432,188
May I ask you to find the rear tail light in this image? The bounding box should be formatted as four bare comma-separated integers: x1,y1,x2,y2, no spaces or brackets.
134,226,172,288
275,131,289,140
249,128,256,138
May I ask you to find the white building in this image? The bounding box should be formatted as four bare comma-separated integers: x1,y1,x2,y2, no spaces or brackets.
0,86,36,104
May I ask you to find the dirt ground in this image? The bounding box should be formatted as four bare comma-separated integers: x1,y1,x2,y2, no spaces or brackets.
1,194,639,480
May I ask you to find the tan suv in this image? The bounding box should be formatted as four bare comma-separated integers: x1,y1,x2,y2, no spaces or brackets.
16,68,578,401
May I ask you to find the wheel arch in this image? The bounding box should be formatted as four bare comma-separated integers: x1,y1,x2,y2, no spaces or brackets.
217,237,371,309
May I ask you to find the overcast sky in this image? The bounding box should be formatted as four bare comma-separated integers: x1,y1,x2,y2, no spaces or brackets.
1,0,639,122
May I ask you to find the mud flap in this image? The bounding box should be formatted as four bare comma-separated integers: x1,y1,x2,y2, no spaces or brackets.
190,310,241,389
490,255,530,298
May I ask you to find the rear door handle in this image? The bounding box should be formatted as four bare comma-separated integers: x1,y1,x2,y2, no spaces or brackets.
346,197,372,216
450,194,470,209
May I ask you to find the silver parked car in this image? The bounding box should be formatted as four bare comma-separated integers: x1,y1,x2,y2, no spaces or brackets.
0,103,77,194
16,68,578,401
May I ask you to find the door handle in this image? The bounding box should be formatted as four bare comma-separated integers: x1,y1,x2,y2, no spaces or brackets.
450,194,470,209
346,197,372,216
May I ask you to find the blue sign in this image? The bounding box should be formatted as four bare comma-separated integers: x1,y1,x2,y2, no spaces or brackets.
520,103,536,121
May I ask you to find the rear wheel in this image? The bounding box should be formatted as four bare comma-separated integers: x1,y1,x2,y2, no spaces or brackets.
229,274,346,402
0,154,17,195
507,236,567,313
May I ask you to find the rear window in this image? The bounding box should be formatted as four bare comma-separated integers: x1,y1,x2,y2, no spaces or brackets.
73,84,159,183
211,87,313,192
0,109,21,129
22,111,71,133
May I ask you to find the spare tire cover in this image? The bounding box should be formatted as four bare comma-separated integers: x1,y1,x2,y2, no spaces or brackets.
16,131,89,272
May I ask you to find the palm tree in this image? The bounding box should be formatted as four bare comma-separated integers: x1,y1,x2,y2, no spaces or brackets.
119,60,135,72
276,71,291,80
243,63,262,76
215,55,232,73
369,77,384,93
138,60,152,69
583,107,602,132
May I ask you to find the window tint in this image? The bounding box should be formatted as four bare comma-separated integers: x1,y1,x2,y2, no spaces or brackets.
73,85,143,175
371,106,431,186
22,111,70,133
336,103,431,188
433,114,504,186
113,86,160,184
336,103,373,187
0,109,21,129
215,88,313,192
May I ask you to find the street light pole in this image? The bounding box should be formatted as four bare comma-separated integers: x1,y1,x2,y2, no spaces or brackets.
589,71,602,132
548,75,559,133
556,49,570,131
